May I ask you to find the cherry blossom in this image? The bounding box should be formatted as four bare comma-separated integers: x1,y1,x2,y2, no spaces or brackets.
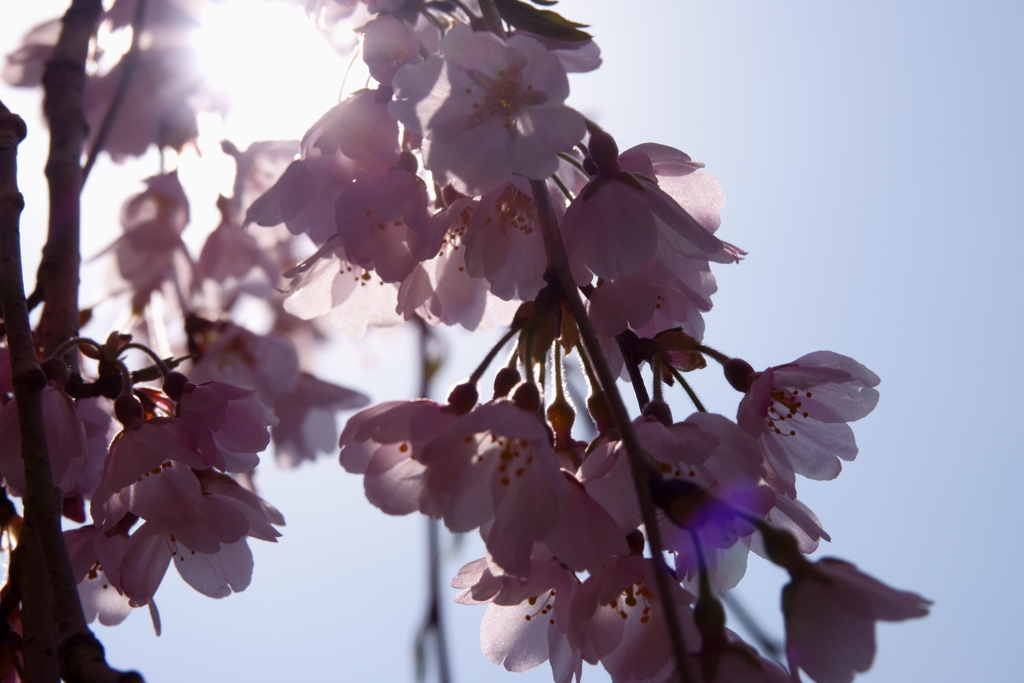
334,157,430,283
397,197,519,331
302,89,400,183
0,19,59,87
190,324,301,406
220,139,300,226
568,556,700,683
462,182,551,302
173,378,279,473
65,524,134,627
101,172,193,312
783,558,930,683
419,401,565,577
245,159,344,247
338,400,456,515
736,351,881,498
389,24,586,195
117,469,282,605
89,418,206,530
83,45,226,160
587,259,716,342
562,136,734,283
362,15,420,87
454,552,582,683
195,198,279,289
272,373,370,467
0,1,931,678
0,381,88,496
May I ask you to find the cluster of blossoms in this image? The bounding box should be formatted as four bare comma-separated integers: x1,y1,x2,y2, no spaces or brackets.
0,334,286,633
1,0,929,682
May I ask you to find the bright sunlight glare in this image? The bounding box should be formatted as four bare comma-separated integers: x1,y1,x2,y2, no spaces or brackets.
191,0,353,146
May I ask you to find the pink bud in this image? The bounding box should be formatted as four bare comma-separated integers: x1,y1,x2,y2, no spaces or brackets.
724,357,755,392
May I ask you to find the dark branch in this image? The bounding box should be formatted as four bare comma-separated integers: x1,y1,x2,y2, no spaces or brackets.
2,90,143,683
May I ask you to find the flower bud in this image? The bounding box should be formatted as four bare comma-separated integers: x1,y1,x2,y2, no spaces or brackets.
649,475,709,529
492,366,521,399
396,149,418,174
114,394,144,427
586,390,615,435
446,382,479,415
760,524,805,573
62,495,86,524
441,183,464,207
162,371,190,402
642,399,673,426
723,357,756,392
511,382,541,414
626,529,646,556
586,127,621,176
694,593,729,659
63,371,84,398
546,394,575,448
40,358,68,386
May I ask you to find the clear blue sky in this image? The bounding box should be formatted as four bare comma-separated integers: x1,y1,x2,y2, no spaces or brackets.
2,1,1022,681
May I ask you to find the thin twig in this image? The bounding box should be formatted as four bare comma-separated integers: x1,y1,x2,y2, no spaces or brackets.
720,592,783,661
414,317,452,683
529,178,696,683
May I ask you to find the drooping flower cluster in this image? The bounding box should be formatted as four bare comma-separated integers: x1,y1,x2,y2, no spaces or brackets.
1,0,930,681
0,335,290,632
314,4,929,683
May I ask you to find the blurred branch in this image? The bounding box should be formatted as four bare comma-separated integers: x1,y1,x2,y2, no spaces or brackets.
720,591,783,661
36,0,103,359
82,0,148,183
414,316,452,683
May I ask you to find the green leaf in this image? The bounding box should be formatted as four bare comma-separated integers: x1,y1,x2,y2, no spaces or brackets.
529,0,560,6
494,0,593,41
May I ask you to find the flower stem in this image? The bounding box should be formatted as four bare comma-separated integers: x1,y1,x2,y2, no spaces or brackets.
574,341,599,392
469,325,519,385
477,0,507,38
551,173,574,202
664,361,707,413
618,332,651,410
48,336,102,361
556,152,586,173
653,355,664,402
529,179,696,683
120,342,171,378
695,344,730,365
